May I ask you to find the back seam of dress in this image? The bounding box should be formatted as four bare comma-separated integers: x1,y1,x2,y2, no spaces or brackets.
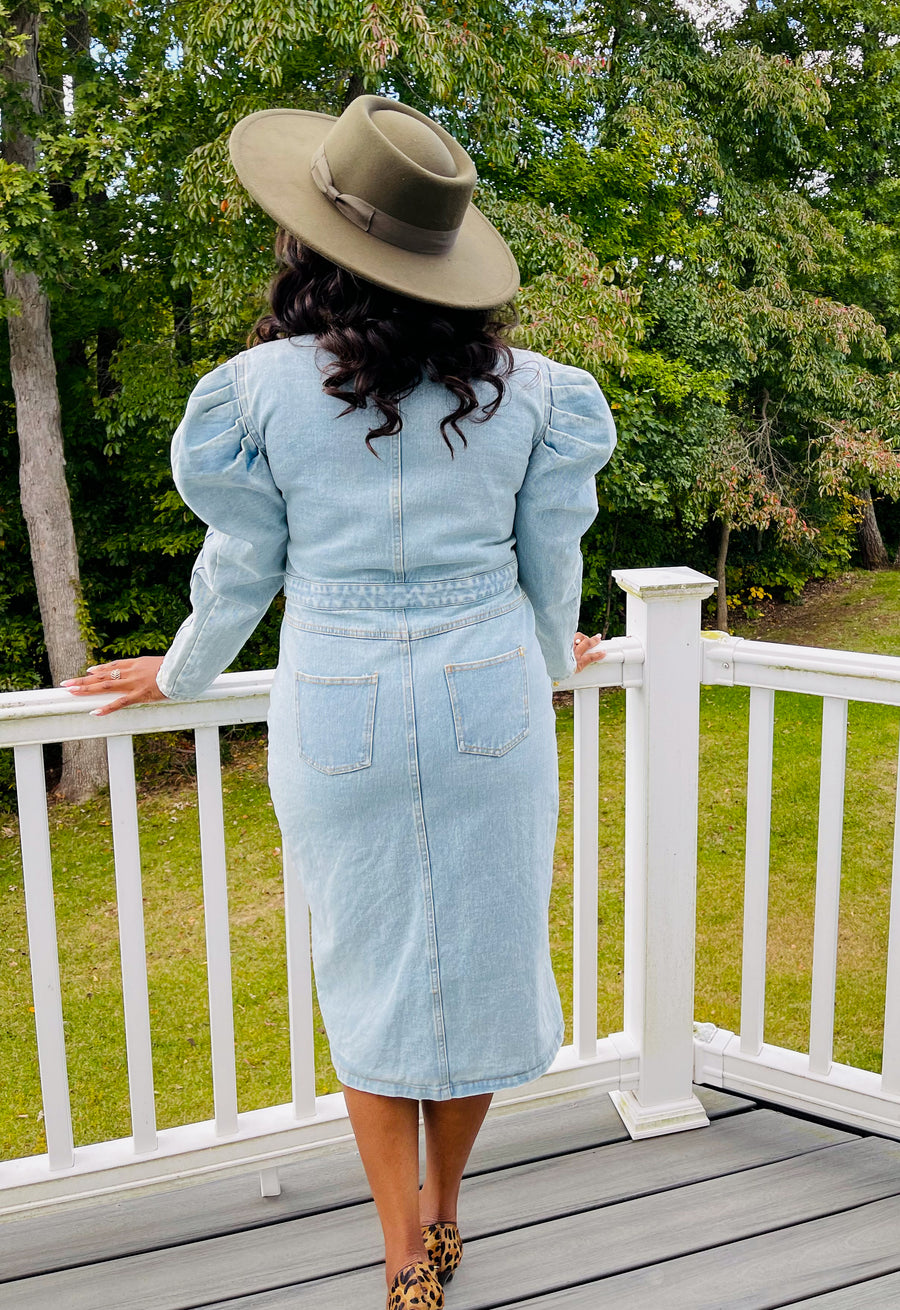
391,429,405,580
399,610,450,1093
536,354,552,448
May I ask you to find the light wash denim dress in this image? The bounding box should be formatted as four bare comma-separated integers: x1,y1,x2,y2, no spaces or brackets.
157,337,616,1100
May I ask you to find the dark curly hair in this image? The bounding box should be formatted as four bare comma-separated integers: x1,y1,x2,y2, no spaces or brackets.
250,232,516,455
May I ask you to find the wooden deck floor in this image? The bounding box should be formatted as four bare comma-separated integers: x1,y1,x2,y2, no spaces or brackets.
3,1085,900,1309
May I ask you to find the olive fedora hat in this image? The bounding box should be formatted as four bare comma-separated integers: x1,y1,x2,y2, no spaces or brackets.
229,96,519,310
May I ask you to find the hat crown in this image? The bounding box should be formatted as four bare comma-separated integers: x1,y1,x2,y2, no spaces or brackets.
371,109,457,179
323,96,476,234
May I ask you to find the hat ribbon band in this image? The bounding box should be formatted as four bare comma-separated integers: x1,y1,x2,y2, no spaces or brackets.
310,144,458,257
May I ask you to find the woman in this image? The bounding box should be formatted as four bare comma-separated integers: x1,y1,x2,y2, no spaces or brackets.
63,96,615,1308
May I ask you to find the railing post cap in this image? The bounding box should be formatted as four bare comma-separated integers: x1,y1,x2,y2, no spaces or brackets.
612,566,717,601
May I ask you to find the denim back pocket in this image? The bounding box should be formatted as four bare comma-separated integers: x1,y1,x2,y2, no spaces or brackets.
295,672,378,774
444,647,529,757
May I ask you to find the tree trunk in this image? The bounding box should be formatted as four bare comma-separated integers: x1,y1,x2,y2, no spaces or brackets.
857,484,889,570
715,520,730,631
64,8,91,63
172,282,192,365
3,3,106,800
343,71,366,107
97,320,121,398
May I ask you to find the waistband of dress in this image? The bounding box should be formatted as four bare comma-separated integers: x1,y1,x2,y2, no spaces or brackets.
283,562,518,611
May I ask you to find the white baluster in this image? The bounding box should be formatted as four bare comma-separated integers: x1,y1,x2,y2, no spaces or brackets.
809,696,848,1076
573,685,600,1060
15,743,74,1170
107,734,157,1153
882,731,900,1096
194,726,238,1135
740,687,775,1057
282,848,316,1120
610,566,716,1138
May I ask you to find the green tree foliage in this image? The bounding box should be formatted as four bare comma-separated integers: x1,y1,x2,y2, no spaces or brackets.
2,0,618,692
489,0,900,626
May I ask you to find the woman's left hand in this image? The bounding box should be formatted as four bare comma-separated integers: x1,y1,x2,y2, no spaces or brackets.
61,656,168,717
573,631,605,673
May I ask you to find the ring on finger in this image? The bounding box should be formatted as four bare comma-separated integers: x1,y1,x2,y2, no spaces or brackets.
109,669,121,681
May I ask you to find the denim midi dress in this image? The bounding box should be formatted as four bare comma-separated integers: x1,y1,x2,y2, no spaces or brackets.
157,338,616,1099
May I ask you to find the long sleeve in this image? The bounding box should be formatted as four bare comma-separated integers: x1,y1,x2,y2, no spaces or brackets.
156,358,289,701
513,358,617,681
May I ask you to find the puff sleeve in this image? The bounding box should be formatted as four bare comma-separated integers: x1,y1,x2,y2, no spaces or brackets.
513,358,617,681
156,359,289,701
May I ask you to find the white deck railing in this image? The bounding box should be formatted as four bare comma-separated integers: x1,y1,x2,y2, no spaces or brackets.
695,627,900,1135
2,564,900,1216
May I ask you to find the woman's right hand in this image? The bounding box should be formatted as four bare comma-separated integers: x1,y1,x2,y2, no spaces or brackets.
573,631,605,673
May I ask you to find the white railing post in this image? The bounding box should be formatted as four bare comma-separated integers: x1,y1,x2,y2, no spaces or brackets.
609,566,716,1138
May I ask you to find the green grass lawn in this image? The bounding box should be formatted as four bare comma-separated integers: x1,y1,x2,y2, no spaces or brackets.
2,568,899,1162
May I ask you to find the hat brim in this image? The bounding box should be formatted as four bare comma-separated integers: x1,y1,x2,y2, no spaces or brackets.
229,109,519,311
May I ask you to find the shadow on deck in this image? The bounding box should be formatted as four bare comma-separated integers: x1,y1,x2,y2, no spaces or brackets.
2,1086,900,1309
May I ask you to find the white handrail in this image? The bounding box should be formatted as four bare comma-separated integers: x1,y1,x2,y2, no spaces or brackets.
0,671,276,747
702,632,900,705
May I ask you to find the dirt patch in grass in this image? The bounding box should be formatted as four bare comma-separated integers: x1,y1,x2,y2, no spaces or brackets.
731,569,900,654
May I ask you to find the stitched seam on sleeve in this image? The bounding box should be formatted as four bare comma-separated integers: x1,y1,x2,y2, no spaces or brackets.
536,355,552,448
233,352,265,453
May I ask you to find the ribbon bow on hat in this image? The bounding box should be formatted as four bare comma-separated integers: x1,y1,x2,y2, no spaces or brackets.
309,143,459,256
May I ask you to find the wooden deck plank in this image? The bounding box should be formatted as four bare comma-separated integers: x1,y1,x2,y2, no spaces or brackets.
1,1115,869,1310
198,1138,900,1310
0,1084,748,1280
784,1271,900,1307
499,1196,900,1309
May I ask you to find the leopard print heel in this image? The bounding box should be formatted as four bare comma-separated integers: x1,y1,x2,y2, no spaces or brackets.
421,1220,464,1286
386,1259,444,1309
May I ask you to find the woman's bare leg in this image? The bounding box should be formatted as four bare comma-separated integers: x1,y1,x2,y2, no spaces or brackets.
341,1084,428,1285
419,1092,493,1224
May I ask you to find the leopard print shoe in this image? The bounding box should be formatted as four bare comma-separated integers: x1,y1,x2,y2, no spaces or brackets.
386,1259,444,1309
421,1220,464,1286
